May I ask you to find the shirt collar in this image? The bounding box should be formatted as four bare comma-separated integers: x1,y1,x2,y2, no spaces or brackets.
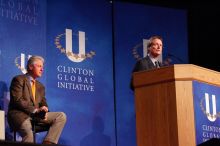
26,74,35,82
148,54,160,64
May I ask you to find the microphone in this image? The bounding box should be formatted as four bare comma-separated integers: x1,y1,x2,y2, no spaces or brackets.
164,53,184,65
163,57,172,66
167,53,184,63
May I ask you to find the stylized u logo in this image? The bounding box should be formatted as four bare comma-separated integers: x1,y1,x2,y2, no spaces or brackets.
55,29,95,63
15,53,32,74
66,29,85,62
205,93,217,122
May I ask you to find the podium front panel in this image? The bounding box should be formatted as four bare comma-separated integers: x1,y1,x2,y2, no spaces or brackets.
193,81,220,145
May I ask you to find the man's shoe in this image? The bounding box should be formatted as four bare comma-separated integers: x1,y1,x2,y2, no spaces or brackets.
42,140,55,145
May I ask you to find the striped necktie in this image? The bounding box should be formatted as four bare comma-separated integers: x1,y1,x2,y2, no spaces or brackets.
31,80,36,101
155,61,160,68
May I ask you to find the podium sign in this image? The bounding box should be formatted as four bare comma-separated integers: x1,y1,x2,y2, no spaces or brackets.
193,81,220,145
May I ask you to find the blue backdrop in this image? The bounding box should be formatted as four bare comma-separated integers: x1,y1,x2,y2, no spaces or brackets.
46,0,115,145
0,0,47,141
113,2,188,146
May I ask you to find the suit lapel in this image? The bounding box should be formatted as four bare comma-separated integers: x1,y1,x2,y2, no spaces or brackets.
145,56,155,69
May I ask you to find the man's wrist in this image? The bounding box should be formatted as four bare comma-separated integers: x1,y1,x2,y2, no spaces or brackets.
32,108,39,114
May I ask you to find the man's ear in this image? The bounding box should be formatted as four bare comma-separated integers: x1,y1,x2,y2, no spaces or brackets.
148,47,152,52
28,64,33,71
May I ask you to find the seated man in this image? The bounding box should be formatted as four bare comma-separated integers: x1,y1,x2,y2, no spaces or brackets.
7,55,66,144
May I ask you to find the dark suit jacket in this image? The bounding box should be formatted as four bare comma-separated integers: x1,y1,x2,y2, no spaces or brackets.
130,56,162,90
7,74,48,130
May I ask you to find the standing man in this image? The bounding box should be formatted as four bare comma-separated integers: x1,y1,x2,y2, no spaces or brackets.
7,55,66,144
130,36,163,90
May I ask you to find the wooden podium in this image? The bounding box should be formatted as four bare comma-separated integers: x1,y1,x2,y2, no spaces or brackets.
133,64,220,146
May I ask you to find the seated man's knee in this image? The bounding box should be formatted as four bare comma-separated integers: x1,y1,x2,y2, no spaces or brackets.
58,112,67,123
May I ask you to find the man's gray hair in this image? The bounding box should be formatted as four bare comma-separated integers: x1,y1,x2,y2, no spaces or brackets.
146,35,163,53
26,55,44,72
147,35,163,49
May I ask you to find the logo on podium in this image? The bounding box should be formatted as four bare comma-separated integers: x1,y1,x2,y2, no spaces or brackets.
200,93,219,122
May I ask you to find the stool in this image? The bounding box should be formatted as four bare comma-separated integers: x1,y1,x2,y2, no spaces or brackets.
13,121,50,143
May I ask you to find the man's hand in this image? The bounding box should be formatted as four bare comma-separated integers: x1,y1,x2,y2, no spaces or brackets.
31,106,48,120
38,106,48,120
40,106,48,112
42,112,48,121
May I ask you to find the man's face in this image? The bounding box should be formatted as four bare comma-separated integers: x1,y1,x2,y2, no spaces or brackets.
29,59,44,79
149,38,163,58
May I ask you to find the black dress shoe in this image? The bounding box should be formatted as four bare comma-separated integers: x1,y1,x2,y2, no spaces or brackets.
42,140,56,144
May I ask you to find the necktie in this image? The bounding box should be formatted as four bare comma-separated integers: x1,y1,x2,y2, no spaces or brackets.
155,61,160,68
31,80,36,101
